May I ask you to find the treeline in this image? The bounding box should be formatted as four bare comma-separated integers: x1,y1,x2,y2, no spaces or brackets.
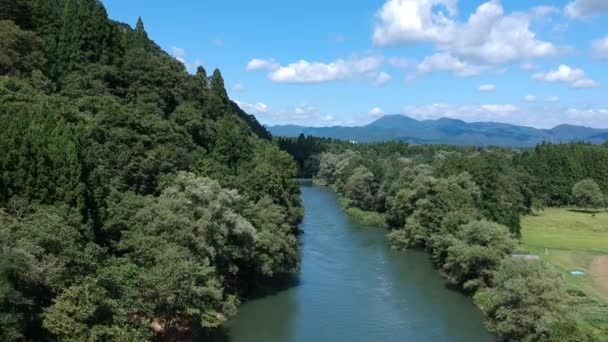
289,138,607,340
0,1,302,340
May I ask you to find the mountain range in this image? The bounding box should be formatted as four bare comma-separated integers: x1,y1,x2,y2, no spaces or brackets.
268,115,608,147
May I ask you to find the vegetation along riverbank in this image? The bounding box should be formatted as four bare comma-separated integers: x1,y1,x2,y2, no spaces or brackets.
278,135,608,340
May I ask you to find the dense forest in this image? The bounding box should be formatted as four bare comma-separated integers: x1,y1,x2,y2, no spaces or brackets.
278,136,608,340
0,0,303,340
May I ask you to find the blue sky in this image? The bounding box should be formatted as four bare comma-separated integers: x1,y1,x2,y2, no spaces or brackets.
102,0,608,128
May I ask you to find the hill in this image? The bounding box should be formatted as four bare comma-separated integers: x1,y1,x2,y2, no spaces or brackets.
269,115,608,147
0,1,301,340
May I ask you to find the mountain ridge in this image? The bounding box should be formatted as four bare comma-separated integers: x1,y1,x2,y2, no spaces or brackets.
268,115,608,147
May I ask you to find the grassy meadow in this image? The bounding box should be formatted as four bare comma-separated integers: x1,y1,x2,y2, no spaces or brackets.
520,208,608,335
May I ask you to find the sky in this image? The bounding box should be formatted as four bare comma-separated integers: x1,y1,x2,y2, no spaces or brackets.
102,0,608,128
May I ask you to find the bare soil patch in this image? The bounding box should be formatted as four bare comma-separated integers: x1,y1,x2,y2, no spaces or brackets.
589,255,608,299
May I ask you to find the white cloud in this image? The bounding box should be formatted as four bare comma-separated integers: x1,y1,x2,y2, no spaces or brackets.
235,100,268,114
257,55,384,84
254,103,342,126
172,47,186,64
402,103,519,122
566,108,608,126
370,107,385,117
373,72,392,86
232,83,246,92
591,36,608,59
246,58,280,71
531,6,559,16
373,0,457,46
388,57,411,69
525,94,537,101
478,84,496,92
417,53,488,76
545,96,560,102
520,62,538,71
374,0,559,76
572,79,600,89
532,64,599,88
399,103,608,128
565,0,608,19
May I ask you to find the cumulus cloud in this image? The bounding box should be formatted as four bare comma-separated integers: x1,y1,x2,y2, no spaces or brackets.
370,107,385,117
520,62,538,71
172,47,186,64
532,64,599,88
417,53,488,76
591,36,608,59
388,57,411,69
545,96,560,102
400,103,608,128
525,94,537,101
531,6,559,17
373,72,392,86
566,108,608,126
248,55,385,84
402,103,519,123
232,83,246,92
565,0,608,19
478,84,496,92
235,100,268,115
246,58,280,71
373,0,559,76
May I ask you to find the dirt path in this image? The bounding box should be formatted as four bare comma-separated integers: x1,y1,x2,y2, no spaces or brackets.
589,255,608,299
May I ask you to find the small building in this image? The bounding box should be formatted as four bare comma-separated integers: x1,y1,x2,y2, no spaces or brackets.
510,254,540,261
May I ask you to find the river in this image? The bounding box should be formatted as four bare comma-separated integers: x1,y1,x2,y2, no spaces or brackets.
225,181,493,341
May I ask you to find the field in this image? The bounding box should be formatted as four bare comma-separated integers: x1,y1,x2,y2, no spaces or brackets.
520,208,608,335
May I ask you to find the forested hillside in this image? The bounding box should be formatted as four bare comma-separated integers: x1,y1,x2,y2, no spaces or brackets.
279,136,608,340
0,1,302,340
269,115,608,147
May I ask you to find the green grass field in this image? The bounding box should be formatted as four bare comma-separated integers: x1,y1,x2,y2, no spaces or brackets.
521,208,608,336
337,196,387,228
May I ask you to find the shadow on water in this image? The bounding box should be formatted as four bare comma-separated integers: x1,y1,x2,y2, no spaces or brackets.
243,273,301,300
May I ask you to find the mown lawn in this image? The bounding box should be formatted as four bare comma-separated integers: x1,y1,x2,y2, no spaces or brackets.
521,207,608,253
520,208,608,335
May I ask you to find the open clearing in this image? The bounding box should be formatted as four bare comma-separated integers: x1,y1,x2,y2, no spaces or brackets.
521,207,608,300
521,207,608,333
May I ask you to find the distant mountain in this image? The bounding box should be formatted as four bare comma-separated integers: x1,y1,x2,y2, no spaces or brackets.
268,115,608,147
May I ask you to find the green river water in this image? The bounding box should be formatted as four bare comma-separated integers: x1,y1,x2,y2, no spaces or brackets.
225,181,494,341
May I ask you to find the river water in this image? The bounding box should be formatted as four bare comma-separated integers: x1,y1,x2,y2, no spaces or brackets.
226,181,493,341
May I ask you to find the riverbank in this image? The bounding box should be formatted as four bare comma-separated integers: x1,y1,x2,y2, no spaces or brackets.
321,183,606,340
224,183,493,341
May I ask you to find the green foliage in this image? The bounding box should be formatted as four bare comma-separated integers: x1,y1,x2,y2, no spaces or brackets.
441,220,515,292
572,179,605,209
0,20,46,76
289,139,603,341
0,2,301,339
43,277,151,342
475,259,591,341
516,142,608,206
345,166,379,211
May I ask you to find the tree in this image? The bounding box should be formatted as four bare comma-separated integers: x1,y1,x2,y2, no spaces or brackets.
43,277,150,342
0,20,46,76
345,165,378,210
118,173,256,331
0,0,32,29
474,259,590,341
441,220,515,292
572,179,604,209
